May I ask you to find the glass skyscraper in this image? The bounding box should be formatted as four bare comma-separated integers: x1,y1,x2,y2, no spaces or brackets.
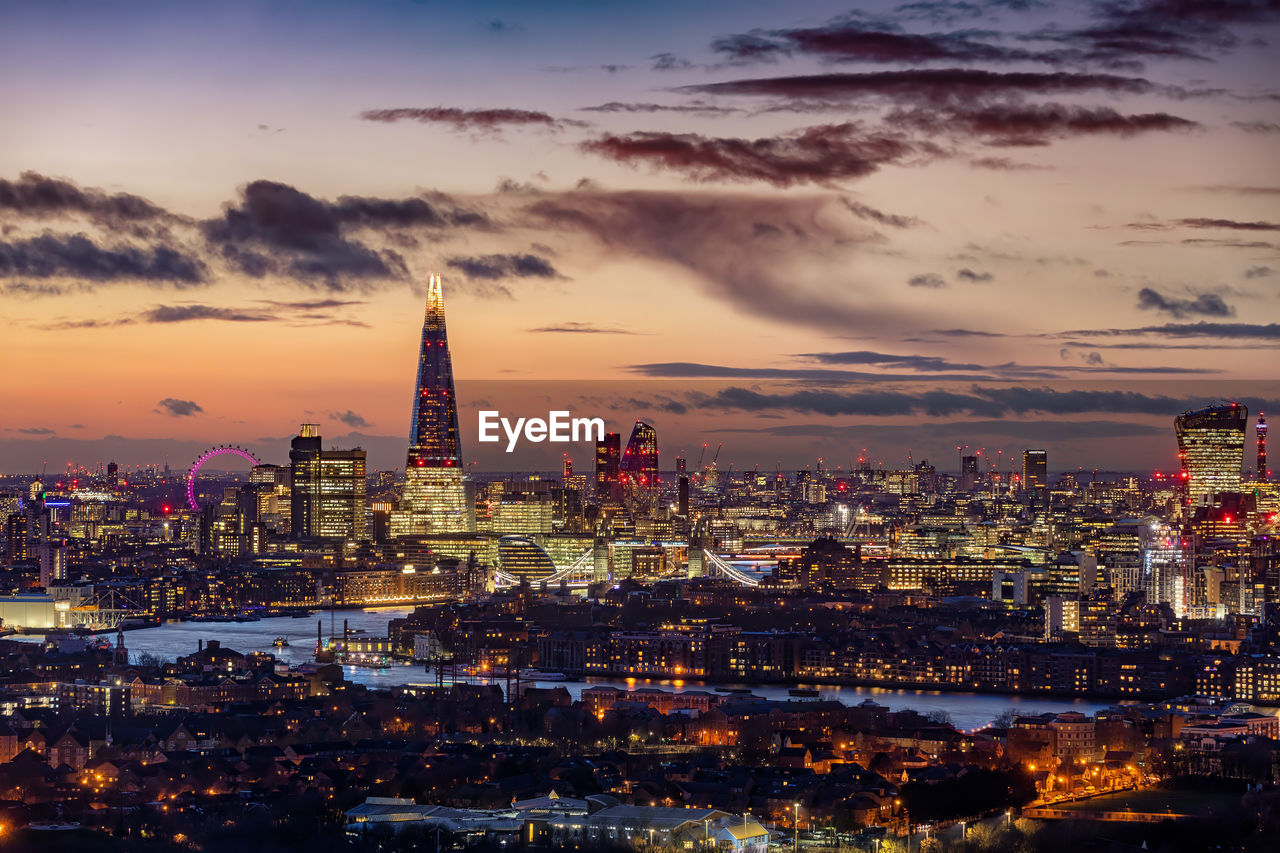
392,274,474,537
1175,403,1248,505
621,420,659,489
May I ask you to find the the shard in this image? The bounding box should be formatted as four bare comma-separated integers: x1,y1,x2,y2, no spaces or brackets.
391,274,474,536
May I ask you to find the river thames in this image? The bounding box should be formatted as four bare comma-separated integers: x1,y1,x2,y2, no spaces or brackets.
21,606,1119,731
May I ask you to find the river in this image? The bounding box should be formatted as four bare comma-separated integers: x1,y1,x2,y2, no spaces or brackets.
16,607,1117,730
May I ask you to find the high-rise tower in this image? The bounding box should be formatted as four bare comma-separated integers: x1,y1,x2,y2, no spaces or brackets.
392,274,474,536
1175,403,1248,505
1021,449,1047,491
1259,411,1269,481
621,420,659,490
594,432,621,500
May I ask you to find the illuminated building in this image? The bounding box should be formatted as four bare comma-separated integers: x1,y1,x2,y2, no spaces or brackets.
316,449,367,540
393,274,474,536
594,431,621,500
497,535,558,582
248,463,291,535
5,512,27,563
1259,411,1269,481
1022,448,1047,491
1175,403,1248,505
1142,523,1188,616
290,425,367,540
289,424,322,537
621,420,659,490
776,536,866,590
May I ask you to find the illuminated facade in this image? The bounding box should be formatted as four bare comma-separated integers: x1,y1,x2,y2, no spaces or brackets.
620,420,659,489
290,425,367,540
594,431,621,500
497,535,558,581
1022,448,1047,491
316,449,367,540
393,274,474,537
1142,523,1188,616
1175,403,1248,505
1259,411,1269,481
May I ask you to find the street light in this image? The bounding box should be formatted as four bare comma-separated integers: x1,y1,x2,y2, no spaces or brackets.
793,802,800,853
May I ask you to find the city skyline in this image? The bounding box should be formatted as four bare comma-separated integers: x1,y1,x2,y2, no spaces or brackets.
3,0,1280,473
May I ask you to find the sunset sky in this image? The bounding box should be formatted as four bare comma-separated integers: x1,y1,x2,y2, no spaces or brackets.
2,0,1278,476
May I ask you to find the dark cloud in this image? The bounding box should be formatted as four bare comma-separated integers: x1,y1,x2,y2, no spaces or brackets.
528,322,639,334
968,156,1051,170
156,398,203,417
1025,0,1280,71
1120,236,1279,249
0,171,171,226
1136,286,1234,318
16,427,55,435
842,199,920,228
1175,217,1280,230
679,68,1164,105
255,298,366,310
1244,265,1274,279
711,0,1267,75
895,2,1050,25
580,125,919,187
1187,185,1280,196
522,190,944,334
360,106,580,132
141,304,273,323
731,419,1165,442
1069,321,1280,338
0,232,207,284
687,385,1277,418
445,253,560,283
580,101,742,116
651,52,697,71
710,22,1038,66
931,328,1009,337
627,361,994,382
201,181,483,287
801,350,986,371
709,15,1158,70
0,282,75,298
1232,120,1280,133
329,409,370,428
889,103,1198,145
909,272,947,288
39,300,365,330
956,268,994,282
627,358,1207,383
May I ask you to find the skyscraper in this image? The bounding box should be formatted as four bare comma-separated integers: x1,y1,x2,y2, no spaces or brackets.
392,274,474,536
594,432,621,500
1022,449,1047,492
621,420,659,489
289,424,322,538
1259,412,1269,481
1175,403,1248,505
289,424,367,540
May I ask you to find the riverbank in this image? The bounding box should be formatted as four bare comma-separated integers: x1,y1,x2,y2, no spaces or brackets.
9,607,1122,730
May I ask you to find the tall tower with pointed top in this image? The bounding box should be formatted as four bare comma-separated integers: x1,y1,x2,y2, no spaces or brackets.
392,274,474,536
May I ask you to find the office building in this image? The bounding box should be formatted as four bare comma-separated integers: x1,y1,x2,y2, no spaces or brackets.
594,432,621,500
289,424,323,537
1022,449,1047,491
289,424,367,540
1259,411,1269,481
621,420,659,490
1175,403,1248,505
